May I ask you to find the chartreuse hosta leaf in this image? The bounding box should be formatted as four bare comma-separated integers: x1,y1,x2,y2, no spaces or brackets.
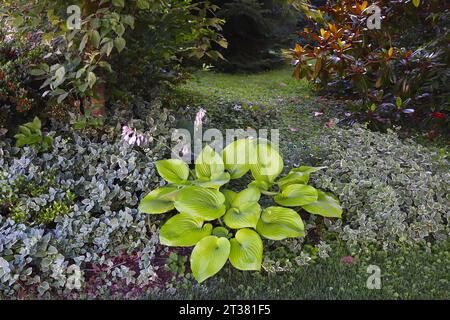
250,142,283,185
155,159,189,184
277,166,326,188
222,189,237,209
195,145,225,179
139,186,179,214
159,213,212,246
229,229,263,271
222,138,256,179
193,172,230,189
212,226,230,238
224,188,261,229
191,236,230,283
174,186,226,220
301,190,342,218
256,206,305,240
274,184,318,207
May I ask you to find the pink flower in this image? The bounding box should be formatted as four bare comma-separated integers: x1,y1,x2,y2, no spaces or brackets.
121,126,146,147
340,256,356,265
194,108,207,126
288,127,299,132
314,111,324,117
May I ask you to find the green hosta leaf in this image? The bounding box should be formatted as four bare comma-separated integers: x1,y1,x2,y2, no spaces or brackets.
222,189,237,209
250,142,283,184
256,206,304,240
212,226,230,238
159,213,212,247
231,187,260,208
248,180,271,192
193,172,230,189
191,236,230,283
277,171,310,187
222,138,255,179
156,159,189,184
174,186,226,220
224,202,261,229
195,145,224,179
229,229,263,271
274,184,318,207
139,186,178,214
292,166,326,174
301,190,342,218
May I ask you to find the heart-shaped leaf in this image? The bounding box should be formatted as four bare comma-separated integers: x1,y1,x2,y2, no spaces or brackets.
139,186,178,214
229,229,263,271
274,184,318,207
156,159,189,184
232,187,261,208
191,236,230,283
256,206,305,240
195,145,224,179
277,171,310,187
159,213,212,246
212,226,230,238
222,138,255,179
301,190,342,218
224,202,261,229
174,186,226,220
193,172,230,189
222,189,237,209
250,142,284,184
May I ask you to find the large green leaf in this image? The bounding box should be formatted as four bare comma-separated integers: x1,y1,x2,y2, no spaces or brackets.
292,166,327,174
277,171,310,187
222,138,255,179
232,187,261,208
222,189,237,209
229,229,263,271
195,145,224,179
193,172,230,189
174,186,226,220
190,236,230,283
224,202,261,229
155,159,189,184
301,190,342,218
256,206,305,240
138,186,178,214
274,184,318,207
159,213,212,246
250,142,284,184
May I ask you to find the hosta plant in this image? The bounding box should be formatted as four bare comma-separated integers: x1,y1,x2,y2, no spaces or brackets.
139,138,342,283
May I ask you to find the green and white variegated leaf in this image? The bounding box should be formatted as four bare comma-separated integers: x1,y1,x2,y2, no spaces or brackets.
190,236,230,283
138,186,178,214
301,190,342,218
222,138,256,179
159,213,212,247
195,145,224,179
174,186,226,221
155,159,189,184
274,184,318,207
222,189,237,209
250,142,284,184
229,229,263,271
224,202,261,229
193,172,230,189
231,187,260,208
256,206,305,240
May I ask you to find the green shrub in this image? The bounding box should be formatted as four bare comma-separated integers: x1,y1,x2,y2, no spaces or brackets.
139,138,342,283
14,117,54,152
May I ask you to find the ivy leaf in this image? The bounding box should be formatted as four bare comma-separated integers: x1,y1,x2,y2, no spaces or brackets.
155,159,189,184
274,184,318,207
159,213,212,247
301,190,342,218
174,186,226,221
190,236,230,283
114,37,126,53
229,229,263,271
138,186,178,214
256,206,305,240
